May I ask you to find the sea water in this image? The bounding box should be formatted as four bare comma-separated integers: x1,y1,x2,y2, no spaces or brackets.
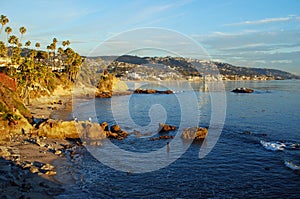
57,80,300,198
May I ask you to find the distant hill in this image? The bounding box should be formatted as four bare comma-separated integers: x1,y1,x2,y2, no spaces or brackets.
86,55,299,80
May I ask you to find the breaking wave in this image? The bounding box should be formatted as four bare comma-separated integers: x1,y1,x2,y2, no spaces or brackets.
284,161,300,170
260,140,285,151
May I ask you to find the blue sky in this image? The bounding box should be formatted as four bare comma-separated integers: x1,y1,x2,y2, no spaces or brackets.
1,0,300,74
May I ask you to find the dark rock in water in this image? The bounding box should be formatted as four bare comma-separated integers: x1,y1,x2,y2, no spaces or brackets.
106,124,128,140
150,135,174,141
134,88,173,94
111,125,122,133
100,122,109,131
182,127,208,140
158,123,176,133
156,90,173,94
232,87,254,93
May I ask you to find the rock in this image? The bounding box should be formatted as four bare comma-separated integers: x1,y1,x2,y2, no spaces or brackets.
95,91,112,98
232,87,254,93
156,90,173,94
0,146,11,157
134,89,173,94
150,135,174,141
105,125,129,140
96,73,128,97
36,119,106,141
181,127,208,140
111,125,122,133
36,140,46,147
158,123,176,133
54,150,62,155
106,131,118,139
100,122,109,131
41,163,55,171
30,166,39,174
45,171,56,175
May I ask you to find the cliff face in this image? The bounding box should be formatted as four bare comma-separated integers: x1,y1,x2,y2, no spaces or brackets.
0,82,33,139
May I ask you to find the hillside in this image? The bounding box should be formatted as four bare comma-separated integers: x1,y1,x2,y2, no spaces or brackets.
0,80,32,138
86,55,298,81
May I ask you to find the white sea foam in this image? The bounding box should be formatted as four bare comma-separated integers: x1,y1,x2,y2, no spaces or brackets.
284,161,300,170
260,140,286,151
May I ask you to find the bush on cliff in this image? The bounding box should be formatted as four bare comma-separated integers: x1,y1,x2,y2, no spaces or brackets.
0,82,32,123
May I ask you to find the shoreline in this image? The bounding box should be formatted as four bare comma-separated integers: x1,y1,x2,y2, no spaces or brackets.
0,91,80,198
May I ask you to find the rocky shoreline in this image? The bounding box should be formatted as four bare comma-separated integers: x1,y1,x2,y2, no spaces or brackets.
0,94,82,198
0,85,209,198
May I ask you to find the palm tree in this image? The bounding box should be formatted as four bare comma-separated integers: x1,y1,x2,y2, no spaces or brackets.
5,26,12,44
62,40,70,48
35,42,40,49
19,26,27,43
8,35,18,47
25,41,31,58
4,27,12,64
0,15,9,35
8,35,21,66
0,41,7,57
25,41,31,47
57,47,64,70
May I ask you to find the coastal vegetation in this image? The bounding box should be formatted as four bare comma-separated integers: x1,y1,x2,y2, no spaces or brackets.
0,15,83,108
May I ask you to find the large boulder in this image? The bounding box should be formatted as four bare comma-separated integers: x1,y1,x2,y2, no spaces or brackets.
181,127,208,140
36,119,106,143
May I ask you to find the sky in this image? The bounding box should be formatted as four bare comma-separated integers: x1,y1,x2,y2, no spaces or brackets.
1,0,300,74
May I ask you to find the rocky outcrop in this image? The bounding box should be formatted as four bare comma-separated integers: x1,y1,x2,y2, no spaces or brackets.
36,119,106,144
231,87,254,93
181,127,208,140
158,123,176,133
100,122,129,140
96,73,128,98
134,89,173,94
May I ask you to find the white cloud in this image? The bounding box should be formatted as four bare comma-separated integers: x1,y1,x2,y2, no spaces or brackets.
270,60,293,64
224,15,299,26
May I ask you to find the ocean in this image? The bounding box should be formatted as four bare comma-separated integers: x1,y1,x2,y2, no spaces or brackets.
57,80,300,198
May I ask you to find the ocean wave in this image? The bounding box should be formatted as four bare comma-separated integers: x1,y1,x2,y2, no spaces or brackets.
284,161,300,170
260,140,285,151
173,90,184,93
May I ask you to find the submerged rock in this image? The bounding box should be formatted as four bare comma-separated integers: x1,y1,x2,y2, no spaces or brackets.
181,127,208,140
150,135,174,141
